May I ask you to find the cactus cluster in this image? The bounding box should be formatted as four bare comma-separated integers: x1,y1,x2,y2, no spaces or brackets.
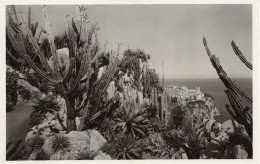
202,37,252,140
6,5,120,132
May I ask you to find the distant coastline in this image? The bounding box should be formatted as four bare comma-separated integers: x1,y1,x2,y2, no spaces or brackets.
163,78,252,123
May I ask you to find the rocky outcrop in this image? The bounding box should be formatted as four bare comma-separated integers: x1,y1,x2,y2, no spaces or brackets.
201,119,249,159
25,129,110,160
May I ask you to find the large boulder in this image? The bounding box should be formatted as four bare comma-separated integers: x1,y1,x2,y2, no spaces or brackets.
94,151,112,160
47,48,70,76
39,130,107,160
89,129,107,151
221,119,248,136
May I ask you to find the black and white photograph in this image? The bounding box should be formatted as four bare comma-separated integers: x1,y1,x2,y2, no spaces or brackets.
2,0,259,161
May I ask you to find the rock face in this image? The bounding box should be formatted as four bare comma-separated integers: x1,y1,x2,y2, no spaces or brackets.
201,119,250,159
25,128,110,160
94,151,112,160
89,130,107,151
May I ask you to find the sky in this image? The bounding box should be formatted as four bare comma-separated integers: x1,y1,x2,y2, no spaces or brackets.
16,4,252,79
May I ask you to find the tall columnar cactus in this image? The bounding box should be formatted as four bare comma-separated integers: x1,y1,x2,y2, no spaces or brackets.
7,6,40,73
6,5,119,132
202,37,252,140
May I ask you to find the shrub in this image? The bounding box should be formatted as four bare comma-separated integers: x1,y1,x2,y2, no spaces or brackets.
6,70,19,110
51,134,70,153
18,86,32,101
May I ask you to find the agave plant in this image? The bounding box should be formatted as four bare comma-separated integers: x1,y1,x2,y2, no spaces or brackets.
32,95,60,115
140,132,168,157
113,99,150,138
114,134,143,159
51,134,70,153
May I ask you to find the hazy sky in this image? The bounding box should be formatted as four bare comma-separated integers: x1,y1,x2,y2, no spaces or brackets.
17,5,252,79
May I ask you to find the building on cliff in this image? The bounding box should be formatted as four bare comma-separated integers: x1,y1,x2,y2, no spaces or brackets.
165,86,204,101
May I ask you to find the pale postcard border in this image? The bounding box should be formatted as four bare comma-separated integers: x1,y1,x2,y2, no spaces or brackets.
0,0,259,164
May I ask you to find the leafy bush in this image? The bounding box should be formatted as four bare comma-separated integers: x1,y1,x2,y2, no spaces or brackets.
6,70,19,110
18,86,32,101
51,134,70,153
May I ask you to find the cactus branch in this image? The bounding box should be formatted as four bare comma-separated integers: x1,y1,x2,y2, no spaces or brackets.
231,41,253,70
203,37,252,140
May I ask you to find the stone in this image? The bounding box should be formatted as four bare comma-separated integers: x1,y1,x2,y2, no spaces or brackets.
66,131,91,154
48,48,70,76
221,119,246,135
106,81,116,101
234,145,248,159
25,131,36,142
94,151,111,160
42,131,91,160
89,129,107,151
97,67,104,80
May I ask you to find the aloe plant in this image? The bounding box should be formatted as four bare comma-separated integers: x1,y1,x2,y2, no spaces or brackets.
6,5,120,132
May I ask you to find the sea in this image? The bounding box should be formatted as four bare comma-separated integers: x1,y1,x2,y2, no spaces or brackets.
163,78,253,123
